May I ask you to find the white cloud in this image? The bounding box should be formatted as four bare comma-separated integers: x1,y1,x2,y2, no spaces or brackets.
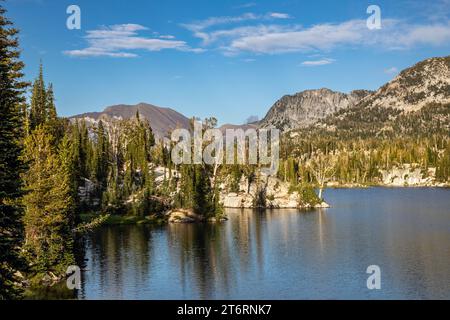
229,20,365,54
182,15,450,55
206,25,297,46
67,16,450,58
182,13,259,32
394,24,450,47
181,12,293,45
233,3,257,9
64,24,201,58
301,58,336,66
268,13,291,19
159,35,176,39
64,48,138,58
384,67,398,74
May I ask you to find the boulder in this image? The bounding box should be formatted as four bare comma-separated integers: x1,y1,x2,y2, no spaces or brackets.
167,209,199,223
315,202,331,208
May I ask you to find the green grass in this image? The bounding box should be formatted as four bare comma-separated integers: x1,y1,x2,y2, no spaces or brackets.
79,213,166,226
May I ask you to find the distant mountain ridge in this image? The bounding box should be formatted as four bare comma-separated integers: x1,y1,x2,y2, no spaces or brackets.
71,103,258,137
314,56,450,136
71,103,191,138
71,55,450,138
260,55,450,132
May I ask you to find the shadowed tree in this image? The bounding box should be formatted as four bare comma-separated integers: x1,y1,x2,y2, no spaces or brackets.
22,127,75,275
0,3,28,299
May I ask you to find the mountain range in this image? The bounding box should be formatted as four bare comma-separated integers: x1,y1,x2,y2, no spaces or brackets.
71,55,450,137
71,103,190,138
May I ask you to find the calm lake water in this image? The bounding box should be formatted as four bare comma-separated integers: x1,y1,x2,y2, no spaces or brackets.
79,188,450,300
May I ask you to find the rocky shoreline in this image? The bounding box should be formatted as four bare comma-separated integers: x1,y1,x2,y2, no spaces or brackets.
217,165,448,211
219,174,329,209
220,192,329,209
166,209,228,223
328,165,449,188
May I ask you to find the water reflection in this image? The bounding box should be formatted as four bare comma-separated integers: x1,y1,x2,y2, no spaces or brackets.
80,188,450,299
166,223,234,299
81,225,155,299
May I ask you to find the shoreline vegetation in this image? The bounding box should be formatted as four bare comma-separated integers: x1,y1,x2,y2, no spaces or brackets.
80,183,449,226
80,213,165,226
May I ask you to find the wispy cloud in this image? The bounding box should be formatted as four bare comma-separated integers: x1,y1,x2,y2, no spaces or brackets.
159,35,176,39
233,2,257,9
181,12,293,45
404,0,450,22
268,12,291,19
384,67,398,74
182,14,450,55
391,23,450,47
182,13,260,31
64,24,202,58
301,58,336,66
67,14,450,58
227,20,365,54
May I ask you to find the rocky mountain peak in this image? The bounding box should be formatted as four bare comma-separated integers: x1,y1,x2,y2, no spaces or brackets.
364,56,450,112
260,56,449,132
260,88,371,131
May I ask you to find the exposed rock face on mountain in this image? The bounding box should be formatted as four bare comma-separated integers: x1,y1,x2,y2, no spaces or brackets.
361,56,450,112
260,88,372,131
71,103,191,138
313,56,450,138
260,56,450,133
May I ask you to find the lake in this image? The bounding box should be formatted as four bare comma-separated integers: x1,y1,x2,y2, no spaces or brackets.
79,188,450,300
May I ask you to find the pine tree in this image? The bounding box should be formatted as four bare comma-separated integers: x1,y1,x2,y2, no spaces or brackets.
59,134,79,221
76,120,91,180
44,83,65,142
193,165,212,216
93,120,109,191
0,4,28,300
177,164,195,209
22,127,75,275
436,143,450,182
29,63,46,130
46,83,57,122
66,122,82,208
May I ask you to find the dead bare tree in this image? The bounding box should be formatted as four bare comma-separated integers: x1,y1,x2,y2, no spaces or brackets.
307,152,337,200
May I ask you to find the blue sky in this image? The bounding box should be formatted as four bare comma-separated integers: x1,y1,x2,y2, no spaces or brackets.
5,0,450,124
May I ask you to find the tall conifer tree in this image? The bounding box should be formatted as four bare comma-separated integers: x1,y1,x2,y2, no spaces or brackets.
0,3,28,300
22,127,75,275
29,63,46,130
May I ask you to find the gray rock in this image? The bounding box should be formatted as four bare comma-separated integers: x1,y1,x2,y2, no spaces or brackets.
260,88,371,131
